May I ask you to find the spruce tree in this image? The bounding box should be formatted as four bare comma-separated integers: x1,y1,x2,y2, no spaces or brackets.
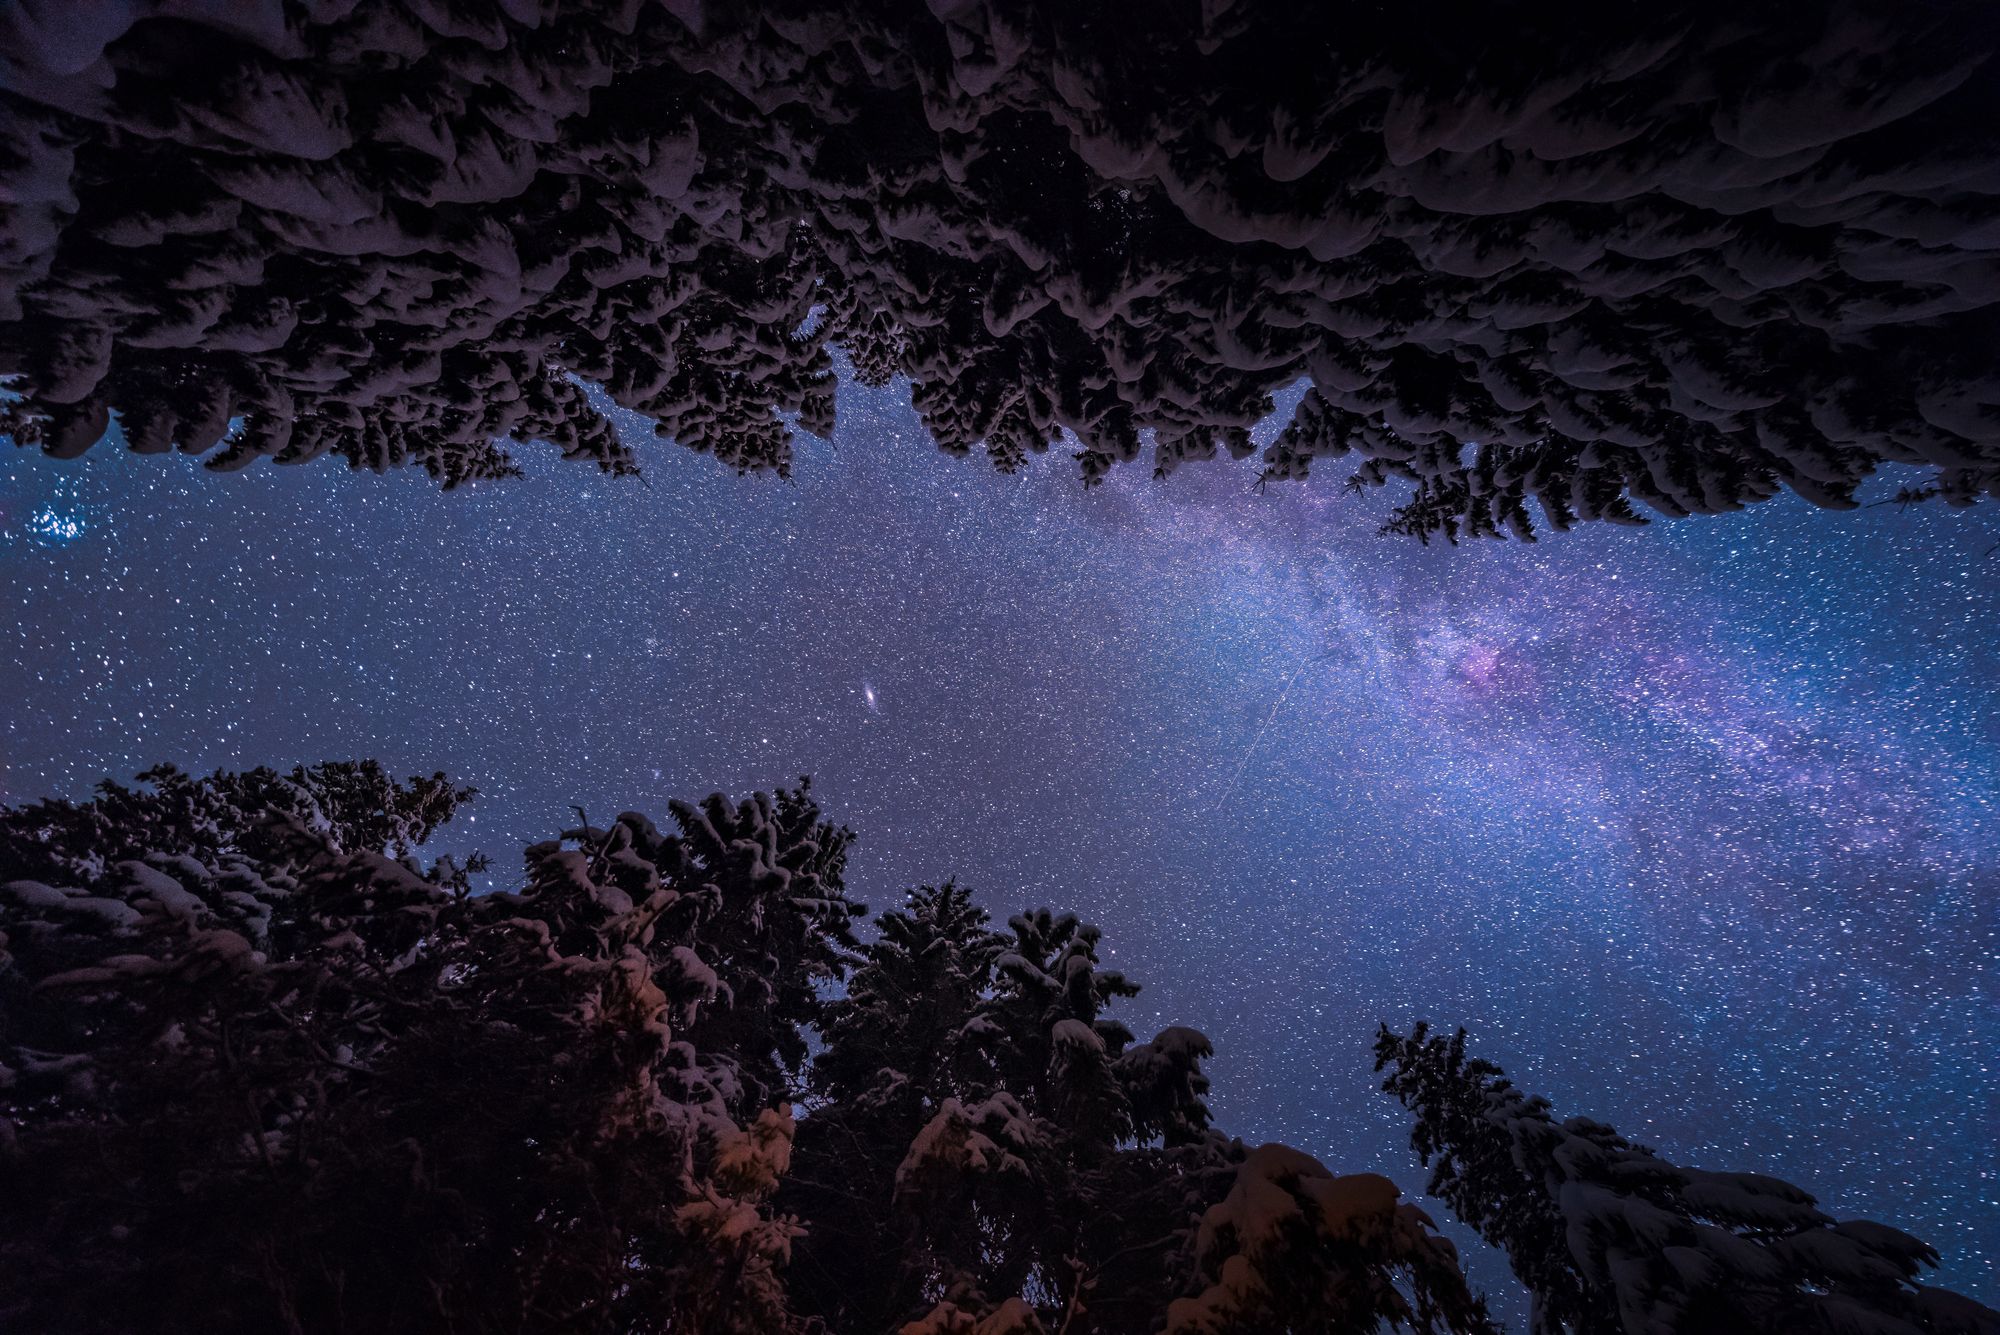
788,882,1011,1331
812,881,1007,1120
797,894,1495,1335
1164,1146,1498,1335
1375,1023,2000,1335
0,766,862,1333
0,760,475,887
2,3,1996,535
6,762,1988,1332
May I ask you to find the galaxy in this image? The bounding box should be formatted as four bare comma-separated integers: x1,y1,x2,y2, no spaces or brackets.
5,3,2000,1329
4,364,1994,1311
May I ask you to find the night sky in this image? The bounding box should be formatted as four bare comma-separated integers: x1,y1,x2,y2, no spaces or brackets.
3,368,1996,1309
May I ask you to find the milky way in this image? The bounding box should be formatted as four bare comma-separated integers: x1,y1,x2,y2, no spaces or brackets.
3,368,1995,1312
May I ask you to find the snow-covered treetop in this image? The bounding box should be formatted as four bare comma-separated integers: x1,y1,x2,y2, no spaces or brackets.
2,2,1996,539
1376,1023,2000,1335
0,763,862,1332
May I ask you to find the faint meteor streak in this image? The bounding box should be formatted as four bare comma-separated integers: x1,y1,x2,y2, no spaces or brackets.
1208,649,1333,811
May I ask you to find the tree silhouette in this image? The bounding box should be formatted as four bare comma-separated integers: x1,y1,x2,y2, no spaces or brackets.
1,2,1996,538
0,765,863,1332
0,766,1492,1333
1375,1023,2000,1335
2,765,1992,1330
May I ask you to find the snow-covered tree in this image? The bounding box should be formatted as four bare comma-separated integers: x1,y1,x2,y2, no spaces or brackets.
788,882,1013,1330
0,760,474,886
1166,1146,1496,1335
7,762,1986,1332
812,881,1007,1120
1375,1023,2000,1335
2,3,1996,536
794,892,1491,1335
972,908,1142,1150
0,766,861,1333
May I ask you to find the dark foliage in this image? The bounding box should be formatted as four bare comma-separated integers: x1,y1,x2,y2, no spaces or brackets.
0,765,863,1333
1375,1023,2000,1335
789,886,1497,1335
0,760,475,884
2,766,1989,1331
0,768,1490,1334
3,2,1998,537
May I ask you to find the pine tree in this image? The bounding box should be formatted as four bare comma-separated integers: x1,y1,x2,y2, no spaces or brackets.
914,909,1148,1315
797,893,1495,1335
0,766,862,1333
972,909,1141,1151
1165,1146,1497,1335
812,881,1007,1120
2,3,1996,534
1375,1023,2000,1335
7,762,1988,1333
788,882,1011,1331
0,760,475,887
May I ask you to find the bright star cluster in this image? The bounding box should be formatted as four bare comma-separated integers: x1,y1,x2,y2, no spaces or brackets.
2,369,1995,1311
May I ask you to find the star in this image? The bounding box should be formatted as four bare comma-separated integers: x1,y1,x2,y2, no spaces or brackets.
1,367,1994,1309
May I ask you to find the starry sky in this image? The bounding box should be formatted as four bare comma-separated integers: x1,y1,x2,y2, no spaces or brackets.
3,369,1996,1311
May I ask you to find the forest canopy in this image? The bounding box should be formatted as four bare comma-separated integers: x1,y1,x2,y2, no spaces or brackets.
2,1,1998,540
1,762,1994,1333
